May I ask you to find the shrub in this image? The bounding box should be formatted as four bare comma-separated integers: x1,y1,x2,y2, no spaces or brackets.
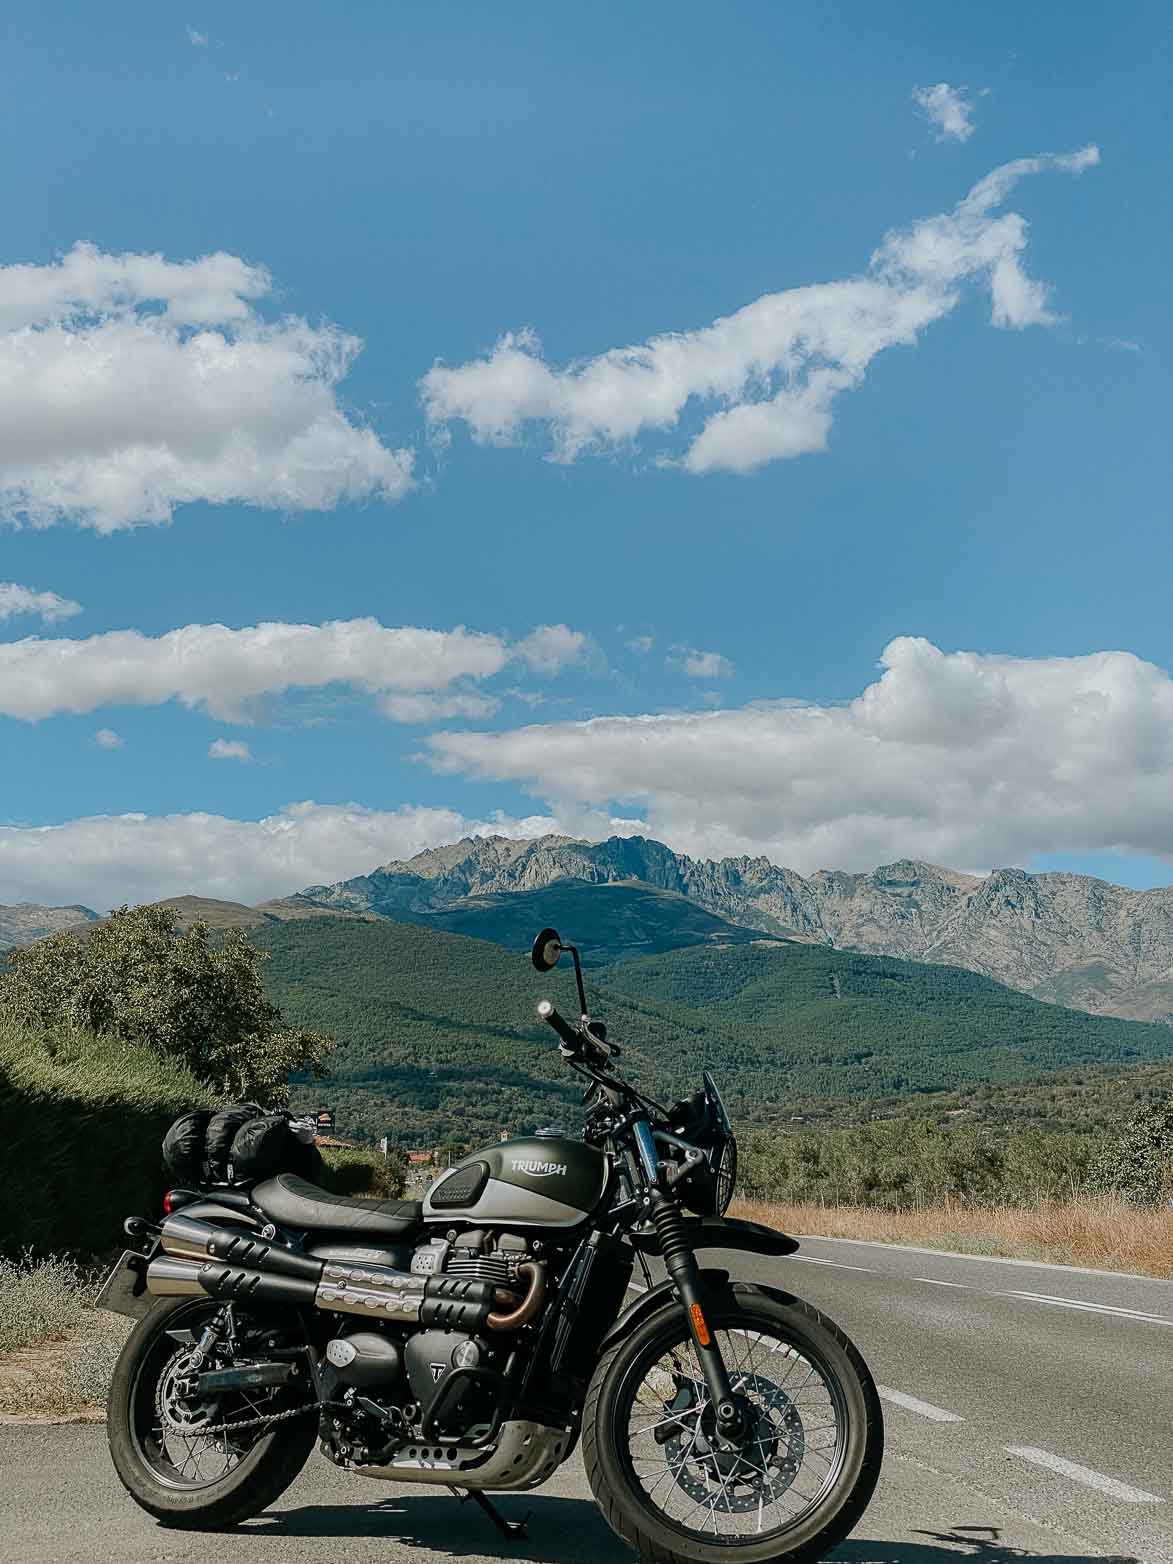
0,1250,89,1355
319,1145,407,1200
0,1019,215,1256
1,905,334,1105
1089,1099,1173,1205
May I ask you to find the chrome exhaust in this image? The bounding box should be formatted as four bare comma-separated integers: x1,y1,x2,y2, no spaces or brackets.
146,1256,206,1297
152,1216,531,1330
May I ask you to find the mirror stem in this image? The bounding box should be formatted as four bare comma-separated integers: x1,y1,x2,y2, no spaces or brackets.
562,943,589,1017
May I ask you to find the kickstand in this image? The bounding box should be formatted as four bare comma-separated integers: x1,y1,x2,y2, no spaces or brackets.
458,1488,531,1541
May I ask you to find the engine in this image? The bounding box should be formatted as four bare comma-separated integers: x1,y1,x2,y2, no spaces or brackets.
319,1228,547,1463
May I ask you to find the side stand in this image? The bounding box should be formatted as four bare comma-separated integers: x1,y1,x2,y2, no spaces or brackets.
459,1488,531,1541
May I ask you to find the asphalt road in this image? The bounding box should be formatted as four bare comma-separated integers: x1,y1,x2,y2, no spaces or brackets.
2,1238,1171,1564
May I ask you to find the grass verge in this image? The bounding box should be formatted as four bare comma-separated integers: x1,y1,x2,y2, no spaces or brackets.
734,1195,1173,1277
0,1253,130,1420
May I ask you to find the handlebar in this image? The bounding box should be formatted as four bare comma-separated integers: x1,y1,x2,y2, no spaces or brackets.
537,1000,618,1068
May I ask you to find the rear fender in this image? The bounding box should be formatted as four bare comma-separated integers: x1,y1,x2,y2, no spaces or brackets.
176,1200,263,1229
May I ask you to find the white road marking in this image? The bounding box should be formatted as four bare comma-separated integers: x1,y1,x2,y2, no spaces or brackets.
795,1235,1173,1284
876,1386,964,1423
792,1256,875,1273
914,1278,968,1289
1002,1290,1173,1327
1006,1446,1164,1504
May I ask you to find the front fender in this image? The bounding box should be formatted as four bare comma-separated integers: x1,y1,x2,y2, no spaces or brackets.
628,1214,798,1260
601,1272,806,1356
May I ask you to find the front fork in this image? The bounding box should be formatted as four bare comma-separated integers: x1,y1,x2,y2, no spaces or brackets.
648,1192,744,1440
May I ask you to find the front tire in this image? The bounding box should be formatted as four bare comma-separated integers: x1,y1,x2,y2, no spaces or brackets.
107,1296,317,1529
583,1281,882,1564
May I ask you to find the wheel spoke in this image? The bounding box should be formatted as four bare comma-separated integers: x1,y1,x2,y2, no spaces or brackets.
619,1311,848,1543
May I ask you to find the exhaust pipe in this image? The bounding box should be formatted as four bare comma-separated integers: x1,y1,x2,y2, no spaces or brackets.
152,1215,534,1330
161,1214,324,1282
147,1256,320,1308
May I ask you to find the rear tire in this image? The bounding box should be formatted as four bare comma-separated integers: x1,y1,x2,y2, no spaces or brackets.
583,1281,883,1564
107,1296,317,1529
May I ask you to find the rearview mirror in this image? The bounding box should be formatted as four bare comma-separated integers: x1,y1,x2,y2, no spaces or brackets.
531,927,563,973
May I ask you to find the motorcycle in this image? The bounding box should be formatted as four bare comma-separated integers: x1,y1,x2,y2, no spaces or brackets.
100,926,882,1562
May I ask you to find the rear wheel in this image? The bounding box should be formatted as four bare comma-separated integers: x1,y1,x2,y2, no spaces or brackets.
107,1296,317,1529
583,1282,882,1563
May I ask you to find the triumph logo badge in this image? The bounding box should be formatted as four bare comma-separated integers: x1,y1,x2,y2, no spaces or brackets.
511,1158,567,1177
429,1363,446,1383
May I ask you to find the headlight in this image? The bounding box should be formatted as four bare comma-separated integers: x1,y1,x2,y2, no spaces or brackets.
712,1133,738,1216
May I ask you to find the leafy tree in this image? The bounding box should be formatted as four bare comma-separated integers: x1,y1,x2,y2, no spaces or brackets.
1,905,334,1105
1089,1099,1173,1206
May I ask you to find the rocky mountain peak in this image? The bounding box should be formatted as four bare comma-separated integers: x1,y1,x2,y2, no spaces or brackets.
292,834,1173,1025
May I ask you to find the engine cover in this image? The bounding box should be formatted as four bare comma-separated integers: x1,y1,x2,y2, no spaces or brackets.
325,1330,403,1388
403,1329,481,1407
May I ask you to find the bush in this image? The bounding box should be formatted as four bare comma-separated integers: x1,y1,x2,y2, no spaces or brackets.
0,1019,215,1256
1,905,334,1105
319,1145,407,1200
0,1250,131,1416
739,1121,1103,1209
0,1251,90,1355
1089,1099,1173,1206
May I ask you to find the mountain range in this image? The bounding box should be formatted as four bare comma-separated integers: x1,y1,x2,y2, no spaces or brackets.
7,832,1173,1024
298,835,1173,1023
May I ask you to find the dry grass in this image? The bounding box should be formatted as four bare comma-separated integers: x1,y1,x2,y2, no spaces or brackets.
734,1195,1173,1278
0,1252,130,1420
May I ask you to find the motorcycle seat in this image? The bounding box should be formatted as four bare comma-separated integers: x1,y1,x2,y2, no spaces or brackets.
252,1174,423,1239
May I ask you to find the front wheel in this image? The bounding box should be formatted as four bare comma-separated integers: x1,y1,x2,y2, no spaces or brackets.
583,1282,883,1564
107,1296,317,1529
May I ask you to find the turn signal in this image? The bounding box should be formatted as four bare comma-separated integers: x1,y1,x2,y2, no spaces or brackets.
689,1302,712,1347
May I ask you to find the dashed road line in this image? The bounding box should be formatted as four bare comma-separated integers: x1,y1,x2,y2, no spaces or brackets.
1006,1446,1164,1505
914,1277,968,1289
1001,1290,1173,1327
876,1386,964,1423
792,1256,876,1273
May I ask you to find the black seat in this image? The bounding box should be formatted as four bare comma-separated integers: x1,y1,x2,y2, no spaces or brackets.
252,1174,423,1239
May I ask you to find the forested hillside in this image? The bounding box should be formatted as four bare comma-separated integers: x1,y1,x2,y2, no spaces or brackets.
257,918,1173,1146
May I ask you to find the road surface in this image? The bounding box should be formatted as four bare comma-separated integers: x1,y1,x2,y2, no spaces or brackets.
2,1236,1170,1563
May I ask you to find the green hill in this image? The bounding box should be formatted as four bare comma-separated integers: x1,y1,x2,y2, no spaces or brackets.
256,918,1173,1147
396,880,780,964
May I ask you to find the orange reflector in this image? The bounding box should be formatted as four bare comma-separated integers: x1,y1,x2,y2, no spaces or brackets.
689,1302,711,1346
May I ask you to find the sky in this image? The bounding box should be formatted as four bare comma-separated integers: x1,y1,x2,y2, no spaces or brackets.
1,0,1171,911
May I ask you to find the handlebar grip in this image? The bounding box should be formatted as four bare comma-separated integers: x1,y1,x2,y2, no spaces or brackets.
537,1000,582,1049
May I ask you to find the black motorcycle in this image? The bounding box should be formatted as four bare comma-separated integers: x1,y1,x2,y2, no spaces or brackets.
101,927,882,1562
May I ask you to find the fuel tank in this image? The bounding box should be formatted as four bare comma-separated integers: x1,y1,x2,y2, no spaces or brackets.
423,1135,608,1229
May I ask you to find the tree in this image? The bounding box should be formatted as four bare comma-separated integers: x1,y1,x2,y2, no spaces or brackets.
0,905,334,1105
1089,1099,1173,1206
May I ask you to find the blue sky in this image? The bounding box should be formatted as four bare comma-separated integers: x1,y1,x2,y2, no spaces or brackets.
0,1,1170,908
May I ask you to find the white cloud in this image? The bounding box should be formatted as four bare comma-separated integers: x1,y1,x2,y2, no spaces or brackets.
0,801,581,910
422,149,1099,477
0,582,81,623
209,738,252,762
379,691,500,722
187,26,208,45
514,623,592,674
0,616,591,723
427,635,1173,873
0,241,413,532
94,728,124,750
913,83,977,143
680,649,734,679
627,635,654,654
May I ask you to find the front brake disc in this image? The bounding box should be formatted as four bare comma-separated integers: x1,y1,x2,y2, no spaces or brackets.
664,1374,806,1511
